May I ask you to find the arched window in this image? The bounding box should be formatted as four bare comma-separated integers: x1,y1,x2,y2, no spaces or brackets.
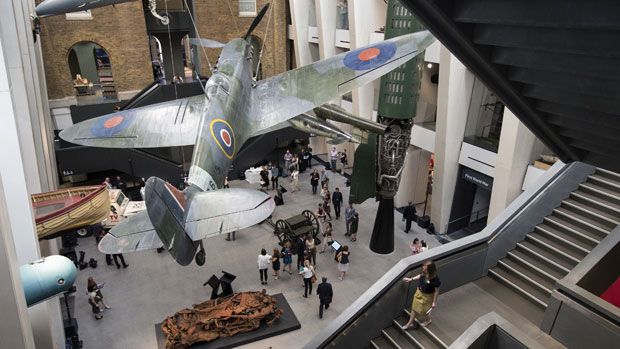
68,42,117,102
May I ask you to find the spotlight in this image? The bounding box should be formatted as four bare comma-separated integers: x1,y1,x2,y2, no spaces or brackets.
427,63,433,69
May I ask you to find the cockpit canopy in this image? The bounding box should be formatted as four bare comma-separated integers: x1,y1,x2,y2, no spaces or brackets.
205,73,231,100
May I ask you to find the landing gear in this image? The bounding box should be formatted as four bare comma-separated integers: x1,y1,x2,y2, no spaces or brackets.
195,241,206,266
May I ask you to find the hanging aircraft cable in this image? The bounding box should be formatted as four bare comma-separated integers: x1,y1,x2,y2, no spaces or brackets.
182,0,214,94
163,0,179,100
253,1,274,83
224,0,240,33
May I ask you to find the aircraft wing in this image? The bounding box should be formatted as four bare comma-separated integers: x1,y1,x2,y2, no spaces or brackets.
250,31,435,133
59,95,208,148
99,211,163,254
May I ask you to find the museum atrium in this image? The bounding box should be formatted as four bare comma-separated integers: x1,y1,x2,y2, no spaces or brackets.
1,0,619,348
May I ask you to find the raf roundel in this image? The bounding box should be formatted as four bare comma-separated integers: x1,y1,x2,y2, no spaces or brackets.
343,41,398,71
210,119,236,159
91,113,134,137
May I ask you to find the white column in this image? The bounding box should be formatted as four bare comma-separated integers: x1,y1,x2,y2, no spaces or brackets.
395,147,431,208
0,2,64,347
288,0,314,67
430,47,474,233
488,109,547,221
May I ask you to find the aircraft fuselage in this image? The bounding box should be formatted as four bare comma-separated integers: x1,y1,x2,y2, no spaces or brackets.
188,38,259,192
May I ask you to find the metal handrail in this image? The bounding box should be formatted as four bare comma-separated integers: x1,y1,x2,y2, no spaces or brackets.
306,161,571,348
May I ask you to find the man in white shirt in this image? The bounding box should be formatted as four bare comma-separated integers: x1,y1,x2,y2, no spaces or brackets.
330,147,338,172
284,150,293,175
257,248,272,285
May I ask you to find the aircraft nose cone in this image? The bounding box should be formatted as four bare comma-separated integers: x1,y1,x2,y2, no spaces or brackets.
35,0,72,17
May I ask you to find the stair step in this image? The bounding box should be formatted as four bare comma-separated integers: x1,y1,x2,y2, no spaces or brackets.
384,326,417,349
525,234,582,264
571,191,620,216
544,216,603,245
507,250,562,282
489,268,548,308
393,316,443,349
589,173,620,191
474,276,545,325
561,200,620,227
595,167,620,183
578,183,620,207
534,225,591,257
497,258,555,292
553,207,612,237
371,336,395,349
516,241,572,274
401,311,450,348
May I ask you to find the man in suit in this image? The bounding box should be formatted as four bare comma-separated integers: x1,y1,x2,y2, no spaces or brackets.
403,201,417,233
332,187,343,219
317,276,333,319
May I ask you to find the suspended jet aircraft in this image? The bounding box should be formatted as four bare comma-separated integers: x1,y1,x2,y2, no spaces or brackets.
35,0,134,18
60,4,435,266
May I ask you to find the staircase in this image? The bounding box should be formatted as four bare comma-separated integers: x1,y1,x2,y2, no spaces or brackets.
368,310,449,349
366,168,620,349
486,167,619,311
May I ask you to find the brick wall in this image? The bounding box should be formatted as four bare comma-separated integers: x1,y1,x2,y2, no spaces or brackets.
193,0,288,78
38,2,153,100
38,0,289,100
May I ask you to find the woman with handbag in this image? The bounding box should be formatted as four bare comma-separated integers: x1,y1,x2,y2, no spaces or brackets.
401,261,440,329
299,259,316,298
320,222,333,253
336,245,350,281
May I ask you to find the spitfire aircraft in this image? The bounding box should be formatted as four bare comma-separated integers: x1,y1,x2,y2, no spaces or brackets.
60,5,435,266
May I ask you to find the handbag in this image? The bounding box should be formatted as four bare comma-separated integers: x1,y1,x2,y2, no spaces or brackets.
310,274,317,283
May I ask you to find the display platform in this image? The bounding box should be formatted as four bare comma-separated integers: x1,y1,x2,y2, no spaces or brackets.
155,293,300,349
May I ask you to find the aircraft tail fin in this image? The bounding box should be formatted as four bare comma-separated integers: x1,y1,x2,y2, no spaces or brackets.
144,177,198,266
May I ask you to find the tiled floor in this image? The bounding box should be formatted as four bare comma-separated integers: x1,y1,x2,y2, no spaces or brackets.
70,164,439,349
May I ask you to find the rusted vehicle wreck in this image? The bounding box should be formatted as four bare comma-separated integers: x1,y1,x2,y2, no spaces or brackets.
161,291,283,349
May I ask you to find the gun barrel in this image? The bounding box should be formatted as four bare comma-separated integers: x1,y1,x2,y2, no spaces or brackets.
291,114,353,142
314,104,387,135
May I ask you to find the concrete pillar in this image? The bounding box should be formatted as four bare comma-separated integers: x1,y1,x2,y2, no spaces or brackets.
488,109,547,221
395,147,431,208
1,0,57,193
0,1,64,347
430,47,474,233
0,178,36,349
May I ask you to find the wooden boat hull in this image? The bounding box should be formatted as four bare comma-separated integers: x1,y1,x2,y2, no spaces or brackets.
32,185,109,239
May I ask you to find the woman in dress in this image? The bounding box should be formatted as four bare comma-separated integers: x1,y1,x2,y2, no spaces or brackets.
272,248,281,280
281,240,293,275
323,189,332,221
401,260,440,329
337,245,350,280
305,234,317,266
320,222,333,253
